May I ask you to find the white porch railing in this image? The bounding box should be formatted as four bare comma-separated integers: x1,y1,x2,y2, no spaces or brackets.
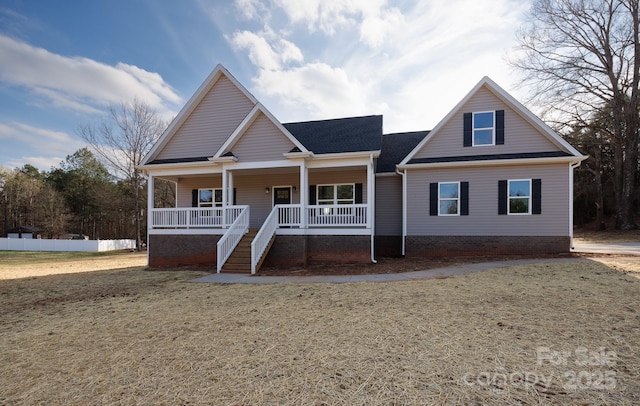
216,206,250,272
251,205,280,274
151,207,245,229
307,204,368,227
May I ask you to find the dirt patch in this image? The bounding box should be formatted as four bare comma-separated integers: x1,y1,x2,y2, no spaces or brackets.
1,259,640,404
0,252,147,280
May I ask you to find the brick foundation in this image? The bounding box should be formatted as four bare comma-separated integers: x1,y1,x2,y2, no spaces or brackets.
148,234,221,267
405,235,571,257
262,235,371,268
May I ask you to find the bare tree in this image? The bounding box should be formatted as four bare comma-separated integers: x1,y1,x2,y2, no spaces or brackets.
78,99,166,250
512,0,639,229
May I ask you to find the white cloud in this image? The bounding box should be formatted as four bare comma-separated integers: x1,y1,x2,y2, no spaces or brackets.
0,122,84,169
0,35,182,116
229,0,529,132
252,63,376,121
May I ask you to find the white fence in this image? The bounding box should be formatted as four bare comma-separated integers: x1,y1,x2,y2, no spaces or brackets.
0,238,136,252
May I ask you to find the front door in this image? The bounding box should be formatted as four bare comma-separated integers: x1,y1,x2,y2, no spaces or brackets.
273,187,292,226
273,187,292,206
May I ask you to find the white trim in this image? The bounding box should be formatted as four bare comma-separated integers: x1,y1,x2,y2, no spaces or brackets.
213,103,308,158
284,151,314,159
398,156,587,170
146,174,154,266
399,76,586,166
148,229,227,235
139,160,221,173
141,64,258,165
311,150,381,161
507,179,532,215
223,159,301,170
272,185,293,207
471,110,496,147
316,183,356,205
437,181,461,216
276,228,372,236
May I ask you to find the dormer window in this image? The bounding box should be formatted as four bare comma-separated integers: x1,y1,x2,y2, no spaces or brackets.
472,111,495,146
463,110,505,147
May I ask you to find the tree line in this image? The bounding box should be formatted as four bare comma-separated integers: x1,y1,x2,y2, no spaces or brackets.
0,149,175,242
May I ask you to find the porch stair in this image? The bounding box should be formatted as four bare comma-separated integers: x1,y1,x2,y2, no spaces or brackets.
221,229,257,273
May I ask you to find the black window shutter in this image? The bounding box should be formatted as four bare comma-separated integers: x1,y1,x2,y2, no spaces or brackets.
532,179,542,214
354,183,363,204
191,189,198,207
463,112,472,147
309,185,317,205
233,188,237,205
498,180,507,215
460,182,469,216
495,110,505,145
429,183,438,216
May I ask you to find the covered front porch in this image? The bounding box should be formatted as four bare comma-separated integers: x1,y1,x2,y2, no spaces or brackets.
145,156,376,271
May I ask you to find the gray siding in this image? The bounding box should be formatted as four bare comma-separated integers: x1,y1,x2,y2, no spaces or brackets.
308,168,367,192
234,173,301,227
232,113,296,161
176,177,222,207
157,76,255,160
413,87,559,159
405,164,570,236
375,175,402,236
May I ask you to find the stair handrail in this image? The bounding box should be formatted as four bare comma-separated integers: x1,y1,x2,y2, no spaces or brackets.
251,205,279,274
216,205,250,273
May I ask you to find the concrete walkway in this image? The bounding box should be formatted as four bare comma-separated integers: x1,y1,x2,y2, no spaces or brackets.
191,242,640,285
572,242,640,255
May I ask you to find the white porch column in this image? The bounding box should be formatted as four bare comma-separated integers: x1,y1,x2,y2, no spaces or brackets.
299,161,308,228
367,157,375,230
228,171,234,205
146,174,154,266
222,167,228,227
147,174,154,229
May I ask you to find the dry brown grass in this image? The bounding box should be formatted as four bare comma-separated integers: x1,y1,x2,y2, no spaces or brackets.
1,256,640,405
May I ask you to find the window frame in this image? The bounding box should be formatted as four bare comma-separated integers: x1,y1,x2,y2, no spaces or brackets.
438,181,460,216
472,110,495,147
507,179,531,215
316,183,355,206
198,188,223,208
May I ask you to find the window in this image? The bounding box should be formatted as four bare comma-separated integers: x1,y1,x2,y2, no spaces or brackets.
198,188,223,207
463,110,504,147
439,182,460,215
317,184,354,205
430,182,469,216
498,179,541,215
508,180,531,214
473,111,495,146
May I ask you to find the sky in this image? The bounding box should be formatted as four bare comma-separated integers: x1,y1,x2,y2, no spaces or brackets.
0,0,531,172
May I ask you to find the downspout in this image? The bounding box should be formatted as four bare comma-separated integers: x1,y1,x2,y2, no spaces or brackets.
370,153,377,263
569,161,581,249
396,166,406,256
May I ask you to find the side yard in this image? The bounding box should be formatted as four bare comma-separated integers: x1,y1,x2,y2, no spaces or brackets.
1,256,639,404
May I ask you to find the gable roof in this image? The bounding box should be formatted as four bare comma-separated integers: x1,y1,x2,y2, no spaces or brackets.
212,103,308,158
141,64,258,166
399,76,585,167
376,131,429,173
284,115,383,155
